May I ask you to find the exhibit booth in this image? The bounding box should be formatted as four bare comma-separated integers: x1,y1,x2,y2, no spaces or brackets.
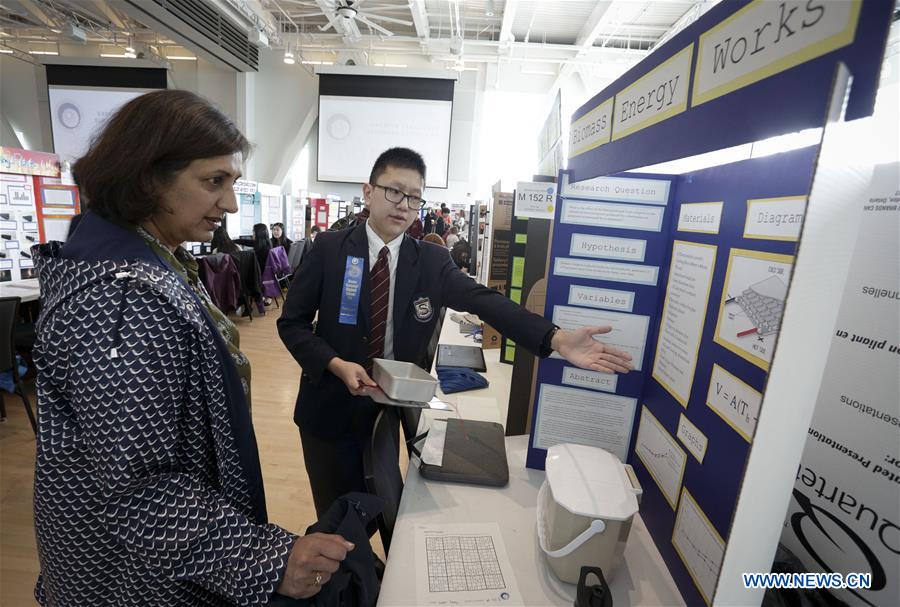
380,1,896,606
1,1,896,606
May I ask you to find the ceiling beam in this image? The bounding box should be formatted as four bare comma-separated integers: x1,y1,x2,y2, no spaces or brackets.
548,0,621,96
295,34,646,55
655,0,716,49
18,0,59,28
408,0,429,40
498,0,516,43
574,1,615,51
92,0,127,29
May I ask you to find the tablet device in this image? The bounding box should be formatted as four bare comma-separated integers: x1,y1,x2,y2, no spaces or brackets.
435,344,487,372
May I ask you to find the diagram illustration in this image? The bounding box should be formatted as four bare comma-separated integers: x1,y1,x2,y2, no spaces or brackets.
714,249,794,370
730,275,788,337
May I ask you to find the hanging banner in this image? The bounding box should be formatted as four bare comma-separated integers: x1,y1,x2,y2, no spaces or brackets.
567,0,891,179
692,0,862,107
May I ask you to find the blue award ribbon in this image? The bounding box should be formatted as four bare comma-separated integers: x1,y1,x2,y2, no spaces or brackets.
339,255,365,325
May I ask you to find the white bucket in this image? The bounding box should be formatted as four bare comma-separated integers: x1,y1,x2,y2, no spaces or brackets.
536,444,642,584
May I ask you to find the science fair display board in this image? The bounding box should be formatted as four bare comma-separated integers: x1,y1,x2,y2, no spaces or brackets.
524,1,893,605
0,147,81,282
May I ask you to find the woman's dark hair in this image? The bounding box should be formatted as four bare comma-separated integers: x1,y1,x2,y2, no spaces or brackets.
211,226,239,254
74,89,250,225
252,223,270,244
252,223,272,254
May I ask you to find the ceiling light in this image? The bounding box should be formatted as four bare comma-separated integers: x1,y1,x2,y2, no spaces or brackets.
485,0,495,17
166,55,197,61
29,50,59,56
284,49,295,65
123,36,136,58
100,53,131,58
0,49,13,54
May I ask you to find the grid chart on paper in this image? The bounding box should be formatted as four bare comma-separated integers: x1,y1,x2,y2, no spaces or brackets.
425,535,506,592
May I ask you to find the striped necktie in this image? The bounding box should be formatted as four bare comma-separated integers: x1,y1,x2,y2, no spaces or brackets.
367,246,390,367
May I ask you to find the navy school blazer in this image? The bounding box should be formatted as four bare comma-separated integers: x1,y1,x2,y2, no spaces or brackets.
277,221,554,439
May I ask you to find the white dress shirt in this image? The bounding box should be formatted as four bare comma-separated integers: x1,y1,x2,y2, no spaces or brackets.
365,221,403,360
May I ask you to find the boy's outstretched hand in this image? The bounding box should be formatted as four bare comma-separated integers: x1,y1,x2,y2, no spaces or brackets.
552,326,635,374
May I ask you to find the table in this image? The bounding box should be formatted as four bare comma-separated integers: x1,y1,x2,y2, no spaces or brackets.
0,279,40,303
424,311,513,428
378,311,684,606
377,435,685,606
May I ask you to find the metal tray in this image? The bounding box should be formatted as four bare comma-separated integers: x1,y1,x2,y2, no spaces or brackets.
372,358,437,402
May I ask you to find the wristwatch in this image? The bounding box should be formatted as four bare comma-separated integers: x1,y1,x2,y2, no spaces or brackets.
539,325,561,358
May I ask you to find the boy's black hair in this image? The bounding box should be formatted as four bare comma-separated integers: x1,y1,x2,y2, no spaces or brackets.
368,147,427,185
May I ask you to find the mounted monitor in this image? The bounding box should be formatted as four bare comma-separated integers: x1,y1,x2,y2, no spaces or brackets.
317,72,454,188
45,65,166,166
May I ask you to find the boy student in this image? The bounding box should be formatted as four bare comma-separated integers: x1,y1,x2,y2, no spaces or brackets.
278,147,634,516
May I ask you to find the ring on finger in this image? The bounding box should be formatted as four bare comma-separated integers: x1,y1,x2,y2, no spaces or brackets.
313,570,323,586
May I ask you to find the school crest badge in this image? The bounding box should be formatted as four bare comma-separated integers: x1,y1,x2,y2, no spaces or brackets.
413,296,433,322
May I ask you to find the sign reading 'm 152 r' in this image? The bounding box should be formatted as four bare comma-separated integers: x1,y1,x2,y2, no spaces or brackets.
514,182,558,220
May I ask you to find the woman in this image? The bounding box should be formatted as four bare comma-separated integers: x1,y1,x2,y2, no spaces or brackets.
271,222,293,253
235,222,273,274
211,224,240,254
212,226,266,316
32,90,351,606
